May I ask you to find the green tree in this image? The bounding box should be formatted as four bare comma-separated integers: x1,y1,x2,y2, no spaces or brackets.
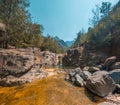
89,5,100,27
100,2,111,18
72,29,85,47
89,2,111,27
0,0,30,48
41,35,61,53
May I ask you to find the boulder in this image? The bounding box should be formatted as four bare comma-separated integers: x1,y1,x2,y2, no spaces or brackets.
93,71,108,75
110,62,120,70
88,67,100,73
73,67,82,74
108,69,120,84
75,74,84,87
86,71,116,97
0,49,34,77
69,68,82,82
83,66,90,71
0,48,52,86
104,56,116,69
96,64,104,70
114,84,120,93
79,71,91,81
64,74,70,81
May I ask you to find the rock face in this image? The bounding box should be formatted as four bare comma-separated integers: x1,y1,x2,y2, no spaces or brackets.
63,47,83,67
0,48,34,77
86,71,116,97
40,51,58,68
0,48,59,86
63,45,108,68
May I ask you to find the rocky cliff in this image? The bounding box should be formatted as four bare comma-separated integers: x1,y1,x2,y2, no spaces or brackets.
0,48,60,86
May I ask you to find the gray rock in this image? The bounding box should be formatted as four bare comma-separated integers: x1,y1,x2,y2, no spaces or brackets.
111,62,120,70
0,49,55,86
93,71,108,75
69,72,76,77
98,102,117,105
104,56,116,69
40,51,58,68
97,64,103,70
88,67,100,73
75,74,84,87
65,74,70,80
74,67,82,74
79,71,91,81
115,84,120,93
0,49,34,77
108,69,120,84
83,66,90,71
71,77,76,82
86,71,116,97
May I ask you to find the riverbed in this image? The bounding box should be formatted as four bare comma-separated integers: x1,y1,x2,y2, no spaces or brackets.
0,73,104,105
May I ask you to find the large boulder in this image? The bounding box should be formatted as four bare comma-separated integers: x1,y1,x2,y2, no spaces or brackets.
108,69,120,84
0,49,34,77
0,48,51,86
104,56,116,69
86,71,116,97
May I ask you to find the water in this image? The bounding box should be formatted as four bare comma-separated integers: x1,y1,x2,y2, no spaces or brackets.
59,55,63,68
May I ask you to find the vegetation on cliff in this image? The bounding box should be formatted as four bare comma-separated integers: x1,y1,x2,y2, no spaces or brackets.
72,1,120,50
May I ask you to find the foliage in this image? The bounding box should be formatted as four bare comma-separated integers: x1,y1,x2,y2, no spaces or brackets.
89,2,112,27
73,1,119,48
0,0,61,53
72,29,87,48
87,1,120,46
40,35,61,53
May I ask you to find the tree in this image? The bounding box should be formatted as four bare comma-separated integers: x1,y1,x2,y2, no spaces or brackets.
0,0,30,48
89,2,111,27
72,29,85,47
100,2,111,18
41,35,61,53
89,5,101,27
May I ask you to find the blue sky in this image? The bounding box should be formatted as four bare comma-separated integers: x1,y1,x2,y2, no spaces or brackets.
29,0,119,41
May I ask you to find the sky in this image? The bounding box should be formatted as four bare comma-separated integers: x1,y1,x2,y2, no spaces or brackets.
29,0,119,41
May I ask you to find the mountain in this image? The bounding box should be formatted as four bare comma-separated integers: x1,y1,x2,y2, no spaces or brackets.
65,41,74,47
54,36,74,51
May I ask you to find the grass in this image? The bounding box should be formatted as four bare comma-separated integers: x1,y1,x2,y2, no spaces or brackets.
0,75,103,105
